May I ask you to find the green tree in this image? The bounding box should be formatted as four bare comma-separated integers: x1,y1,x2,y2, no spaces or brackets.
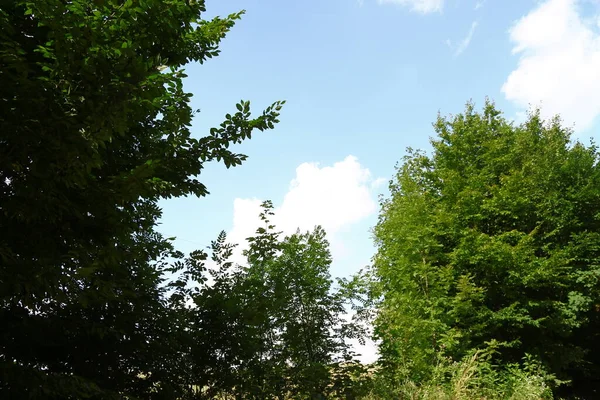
179,202,366,399
244,203,366,399
372,100,600,397
0,1,282,398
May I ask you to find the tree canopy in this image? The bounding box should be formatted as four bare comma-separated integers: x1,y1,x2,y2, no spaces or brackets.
372,100,600,397
0,1,282,398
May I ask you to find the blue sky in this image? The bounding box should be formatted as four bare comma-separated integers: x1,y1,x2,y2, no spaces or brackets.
158,0,600,288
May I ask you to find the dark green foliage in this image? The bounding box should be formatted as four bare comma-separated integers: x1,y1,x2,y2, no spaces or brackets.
0,1,282,398
372,100,600,397
175,202,368,399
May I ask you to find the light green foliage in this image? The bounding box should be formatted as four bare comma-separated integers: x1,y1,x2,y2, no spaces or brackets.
361,349,553,400
372,100,600,397
0,1,282,398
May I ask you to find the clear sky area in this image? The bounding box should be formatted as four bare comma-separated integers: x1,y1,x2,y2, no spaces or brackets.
157,0,600,361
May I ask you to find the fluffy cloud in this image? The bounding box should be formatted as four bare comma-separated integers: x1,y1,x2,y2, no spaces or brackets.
226,156,381,264
225,156,382,363
502,0,600,131
377,0,444,14
276,155,377,234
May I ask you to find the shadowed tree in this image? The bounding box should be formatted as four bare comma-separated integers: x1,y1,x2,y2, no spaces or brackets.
0,1,282,398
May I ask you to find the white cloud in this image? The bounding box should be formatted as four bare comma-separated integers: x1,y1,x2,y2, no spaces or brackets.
452,21,479,57
225,156,383,363
377,0,444,14
502,0,600,131
348,337,380,364
226,156,381,265
226,197,264,265
371,176,387,189
276,156,377,234
474,0,485,10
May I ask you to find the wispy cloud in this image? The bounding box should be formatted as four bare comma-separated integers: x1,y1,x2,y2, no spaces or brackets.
475,0,486,10
452,21,479,57
377,0,444,14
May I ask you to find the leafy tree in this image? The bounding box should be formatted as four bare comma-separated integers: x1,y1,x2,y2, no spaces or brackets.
372,100,600,397
177,202,366,399
244,203,367,399
0,1,282,398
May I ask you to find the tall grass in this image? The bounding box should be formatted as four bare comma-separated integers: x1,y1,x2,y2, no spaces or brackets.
359,351,554,400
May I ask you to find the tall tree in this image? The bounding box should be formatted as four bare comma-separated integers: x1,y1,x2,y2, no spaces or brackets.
179,202,366,399
0,1,282,398
270,226,357,398
372,100,600,397
243,203,365,399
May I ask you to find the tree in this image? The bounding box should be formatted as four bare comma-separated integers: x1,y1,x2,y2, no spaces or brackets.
268,227,353,398
177,202,366,399
372,100,600,397
0,1,283,398
244,203,366,399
